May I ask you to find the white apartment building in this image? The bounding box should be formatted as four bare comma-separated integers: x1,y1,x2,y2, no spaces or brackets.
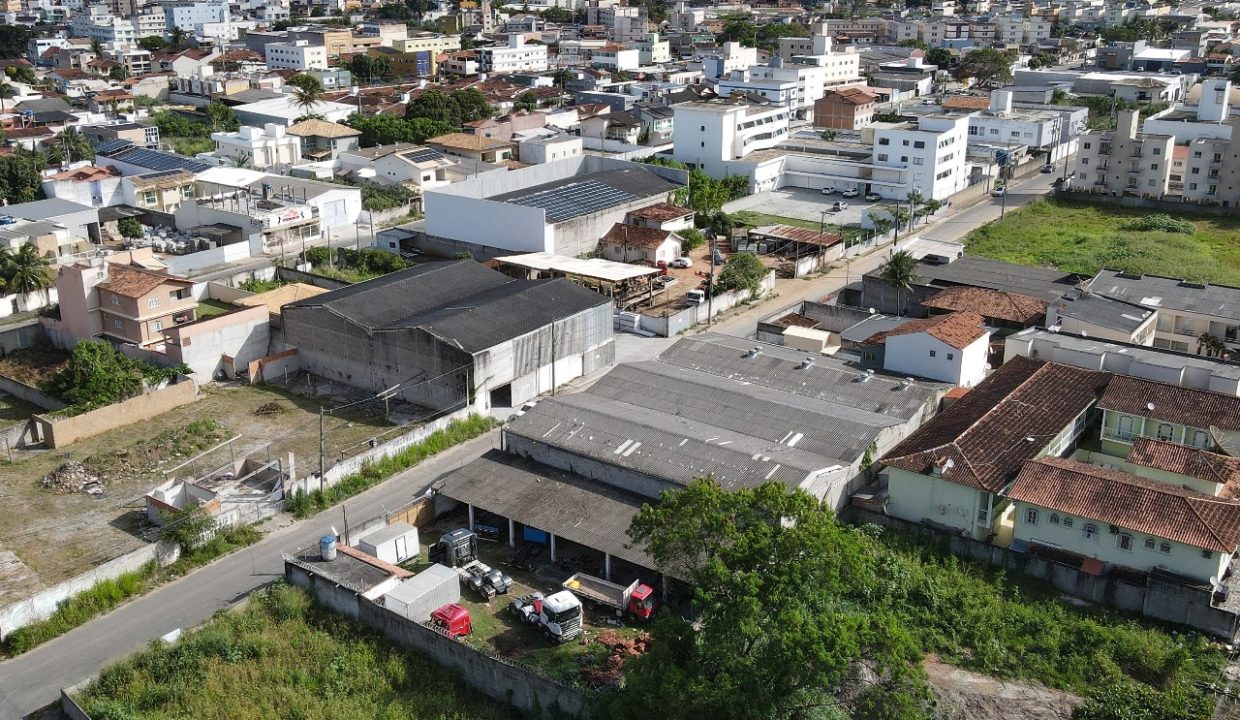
1073,109,1174,199
69,5,136,45
672,102,792,178
717,59,832,119
702,42,758,80
968,91,1065,151
629,33,669,65
476,35,548,74
872,114,970,200
265,40,329,71
775,35,861,88
164,1,226,32
135,5,165,38
591,45,641,71
1142,79,1234,144
211,124,302,169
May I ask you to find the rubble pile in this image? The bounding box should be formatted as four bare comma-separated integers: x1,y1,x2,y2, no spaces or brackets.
41,461,104,495
579,630,652,687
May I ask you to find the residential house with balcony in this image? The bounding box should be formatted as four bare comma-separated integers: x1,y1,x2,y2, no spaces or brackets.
1088,269,1240,358
97,264,196,348
580,110,642,145
285,118,361,161
123,169,198,215
1095,375,1240,458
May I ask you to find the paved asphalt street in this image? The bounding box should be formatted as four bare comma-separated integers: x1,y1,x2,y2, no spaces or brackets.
0,170,1057,718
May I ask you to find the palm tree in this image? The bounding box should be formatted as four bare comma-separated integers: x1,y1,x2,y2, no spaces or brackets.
1197,333,1227,358
169,26,188,52
879,249,919,317
89,38,103,58
291,83,324,117
6,244,53,301
227,152,254,169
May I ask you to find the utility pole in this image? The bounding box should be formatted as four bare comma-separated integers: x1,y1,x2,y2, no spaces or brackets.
318,405,325,495
342,505,351,546
706,234,716,325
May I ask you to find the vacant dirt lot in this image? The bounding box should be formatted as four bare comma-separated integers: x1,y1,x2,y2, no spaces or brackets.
0,379,401,603
925,656,1083,720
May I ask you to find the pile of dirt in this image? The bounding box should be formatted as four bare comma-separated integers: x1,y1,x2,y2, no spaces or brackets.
253,401,286,417
41,461,104,495
579,631,652,688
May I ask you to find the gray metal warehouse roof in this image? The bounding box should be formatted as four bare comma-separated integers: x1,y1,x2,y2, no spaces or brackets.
864,256,1080,302
508,392,834,490
656,333,946,419
435,451,654,570
490,166,680,224
1090,269,1240,323
285,260,610,352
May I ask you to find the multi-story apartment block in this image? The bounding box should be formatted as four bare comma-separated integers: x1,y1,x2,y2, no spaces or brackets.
135,5,165,39
163,0,226,32
671,102,792,177
69,5,136,46
476,35,548,74
265,40,328,70
872,114,970,200
1073,110,1174,199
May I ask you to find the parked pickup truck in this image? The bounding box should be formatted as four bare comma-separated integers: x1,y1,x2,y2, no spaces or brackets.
562,572,658,620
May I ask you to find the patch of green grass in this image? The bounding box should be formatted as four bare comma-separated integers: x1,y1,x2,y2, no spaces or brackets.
2,523,262,657
864,525,1226,696
75,583,519,720
731,210,825,231
965,199,1240,285
195,299,234,318
239,277,285,293
287,414,496,518
169,136,214,156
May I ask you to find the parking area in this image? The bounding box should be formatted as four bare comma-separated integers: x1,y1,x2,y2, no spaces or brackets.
405,509,664,689
726,186,897,229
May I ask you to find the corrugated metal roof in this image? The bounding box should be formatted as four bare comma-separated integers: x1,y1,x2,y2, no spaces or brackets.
435,451,654,570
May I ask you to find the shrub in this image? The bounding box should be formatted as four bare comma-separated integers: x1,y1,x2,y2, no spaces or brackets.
117,217,143,239
43,340,186,413
1123,214,1195,234
678,227,705,252
714,252,767,297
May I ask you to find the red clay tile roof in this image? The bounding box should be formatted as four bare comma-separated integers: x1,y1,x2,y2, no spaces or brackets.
827,86,878,105
753,223,842,246
48,165,116,181
601,223,675,249
98,263,191,299
880,357,1111,491
923,286,1048,325
862,311,988,350
5,127,52,139
1098,375,1240,433
943,95,992,111
1127,438,1240,491
1007,457,1240,553
630,202,693,223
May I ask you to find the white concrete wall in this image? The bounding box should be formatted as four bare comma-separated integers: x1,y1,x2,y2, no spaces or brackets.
885,331,988,386
886,466,983,536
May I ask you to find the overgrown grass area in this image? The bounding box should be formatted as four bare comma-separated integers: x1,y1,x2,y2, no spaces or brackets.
74,583,519,720
865,526,1226,696
731,210,824,231
196,299,235,318
966,198,1240,285
239,277,286,293
1,524,261,657
287,414,496,518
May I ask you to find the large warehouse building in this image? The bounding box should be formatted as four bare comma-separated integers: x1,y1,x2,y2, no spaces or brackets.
421,156,688,258
433,334,948,583
283,261,615,413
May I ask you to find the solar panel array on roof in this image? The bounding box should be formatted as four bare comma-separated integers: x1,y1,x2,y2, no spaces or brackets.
507,180,637,223
110,147,214,174
96,139,134,155
399,147,446,164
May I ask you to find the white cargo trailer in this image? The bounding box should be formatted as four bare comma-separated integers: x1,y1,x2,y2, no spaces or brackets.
383,564,460,623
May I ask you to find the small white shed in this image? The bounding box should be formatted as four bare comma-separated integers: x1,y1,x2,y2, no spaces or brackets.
356,521,420,565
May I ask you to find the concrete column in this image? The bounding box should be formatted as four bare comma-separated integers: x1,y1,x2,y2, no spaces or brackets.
604,552,612,581
550,533,557,562
508,518,516,548
468,503,475,531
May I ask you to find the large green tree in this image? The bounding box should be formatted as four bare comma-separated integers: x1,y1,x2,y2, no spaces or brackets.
953,47,1015,88
608,479,931,720
715,252,768,297
405,87,495,126
879,249,919,317
344,113,454,146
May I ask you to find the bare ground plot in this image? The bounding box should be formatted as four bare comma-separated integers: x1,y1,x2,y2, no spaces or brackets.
925,655,1082,720
0,342,68,387
0,381,400,603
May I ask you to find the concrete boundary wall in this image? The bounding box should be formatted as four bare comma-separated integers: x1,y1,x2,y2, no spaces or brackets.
286,559,590,718
0,540,181,641
287,407,477,496
33,375,199,448
0,373,64,411
848,508,1239,639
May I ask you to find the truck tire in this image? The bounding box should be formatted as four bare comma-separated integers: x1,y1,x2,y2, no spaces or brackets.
541,627,551,641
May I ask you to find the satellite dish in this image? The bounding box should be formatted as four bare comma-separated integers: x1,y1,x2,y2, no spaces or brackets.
1147,402,1155,411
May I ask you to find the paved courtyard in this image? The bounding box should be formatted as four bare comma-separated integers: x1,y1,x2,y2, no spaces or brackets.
726,186,899,229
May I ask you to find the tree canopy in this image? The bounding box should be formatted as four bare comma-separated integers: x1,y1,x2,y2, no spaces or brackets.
952,47,1015,88
717,13,810,51
715,252,768,297
404,87,495,126
607,479,931,720
344,113,455,147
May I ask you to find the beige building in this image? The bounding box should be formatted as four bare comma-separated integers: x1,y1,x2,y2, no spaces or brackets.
1073,109,1174,198
813,87,877,130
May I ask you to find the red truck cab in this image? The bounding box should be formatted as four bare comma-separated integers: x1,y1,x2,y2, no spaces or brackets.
626,583,658,620
430,603,472,638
